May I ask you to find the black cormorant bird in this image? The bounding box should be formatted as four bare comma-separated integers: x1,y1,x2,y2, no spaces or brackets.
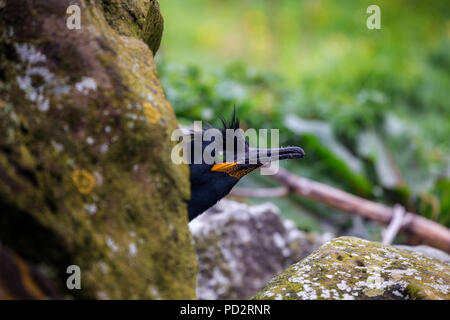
186,111,305,221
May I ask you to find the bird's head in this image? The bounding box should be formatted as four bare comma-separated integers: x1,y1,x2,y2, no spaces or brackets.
184,111,305,221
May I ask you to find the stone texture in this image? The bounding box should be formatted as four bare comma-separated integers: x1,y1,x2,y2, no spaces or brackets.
101,0,164,54
190,199,331,299
0,0,196,299
252,237,450,300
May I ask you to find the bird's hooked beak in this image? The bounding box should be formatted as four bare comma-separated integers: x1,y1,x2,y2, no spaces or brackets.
211,145,305,178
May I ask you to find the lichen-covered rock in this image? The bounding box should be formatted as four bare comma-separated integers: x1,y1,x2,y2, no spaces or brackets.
0,0,196,299
252,237,450,300
190,199,331,299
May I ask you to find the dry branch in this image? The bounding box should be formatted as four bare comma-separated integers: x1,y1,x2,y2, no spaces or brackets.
233,168,450,252
230,187,289,198
382,204,407,245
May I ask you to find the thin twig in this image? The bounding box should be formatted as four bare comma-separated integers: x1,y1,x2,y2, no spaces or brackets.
230,187,289,198
382,204,405,245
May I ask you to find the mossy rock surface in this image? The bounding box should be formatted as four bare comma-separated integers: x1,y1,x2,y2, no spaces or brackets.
252,237,450,300
0,0,195,299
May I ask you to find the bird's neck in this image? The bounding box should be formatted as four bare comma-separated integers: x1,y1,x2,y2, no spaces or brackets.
188,176,238,221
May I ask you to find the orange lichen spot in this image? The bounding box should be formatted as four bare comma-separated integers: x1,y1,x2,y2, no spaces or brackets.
72,169,96,194
142,102,161,124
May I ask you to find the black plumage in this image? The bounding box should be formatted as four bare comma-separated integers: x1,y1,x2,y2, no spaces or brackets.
187,111,305,221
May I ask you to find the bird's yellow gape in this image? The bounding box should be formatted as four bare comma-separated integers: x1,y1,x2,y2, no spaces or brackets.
211,162,255,179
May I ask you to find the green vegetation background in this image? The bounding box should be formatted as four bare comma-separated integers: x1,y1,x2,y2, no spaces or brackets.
156,0,450,235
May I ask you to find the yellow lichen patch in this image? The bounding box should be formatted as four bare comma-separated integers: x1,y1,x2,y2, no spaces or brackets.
72,169,96,194
18,145,35,168
142,102,161,124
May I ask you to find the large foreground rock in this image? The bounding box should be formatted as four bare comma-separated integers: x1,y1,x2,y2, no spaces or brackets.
252,237,450,300
190,199,331,299
0,0,196,299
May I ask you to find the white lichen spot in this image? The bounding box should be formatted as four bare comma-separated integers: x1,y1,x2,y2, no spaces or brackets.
126,112,138,120
273,232,285,248
98,262,108,274
362,274,386,297
75,77,97,94
321,289,331,299
302,265,312,272
370,253,383,261
14,43,46,64
341,293,355,300
296,284,318,300
288,276,304,284
405,268,418,276
100,143,109,153
96,291,109,300
149,287,159,299
147,93,156,104
84,203,97,215
106,237,119,252
263,291,275,298
337,280,351,292
392,290,404,298
423,279,449,294
14,43,70,112
129,243,138,256
51,140,64,152
37,98,50,112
